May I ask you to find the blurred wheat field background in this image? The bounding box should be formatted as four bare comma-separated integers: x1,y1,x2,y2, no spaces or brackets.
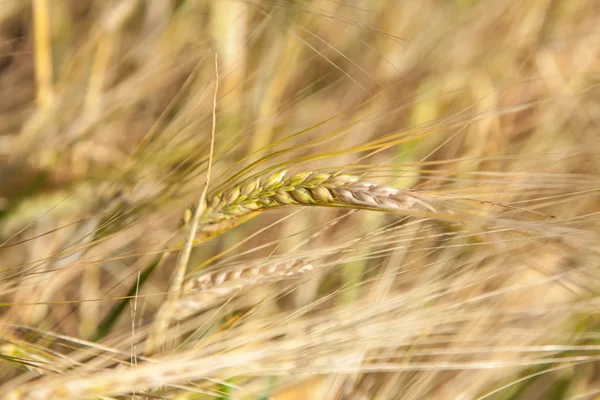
1,0,600,399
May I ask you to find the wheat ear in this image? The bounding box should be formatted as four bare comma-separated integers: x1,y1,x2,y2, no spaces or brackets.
174,260,314,319
196,171,429,226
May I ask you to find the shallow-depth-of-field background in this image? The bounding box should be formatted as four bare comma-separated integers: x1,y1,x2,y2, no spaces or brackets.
1,1,600,399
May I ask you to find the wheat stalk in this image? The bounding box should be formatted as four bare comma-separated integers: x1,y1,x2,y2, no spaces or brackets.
194,170,431,227
146,53,219,356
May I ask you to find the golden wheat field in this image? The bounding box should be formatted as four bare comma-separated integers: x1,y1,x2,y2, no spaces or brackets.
1,0,600,399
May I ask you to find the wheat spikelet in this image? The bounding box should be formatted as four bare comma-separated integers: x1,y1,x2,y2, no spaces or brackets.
174,260,315,319
196,171,427,227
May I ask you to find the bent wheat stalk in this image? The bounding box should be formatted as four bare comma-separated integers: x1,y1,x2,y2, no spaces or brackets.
194,170,433,228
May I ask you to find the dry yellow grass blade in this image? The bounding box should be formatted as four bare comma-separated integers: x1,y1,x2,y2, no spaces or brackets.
31,0,53,107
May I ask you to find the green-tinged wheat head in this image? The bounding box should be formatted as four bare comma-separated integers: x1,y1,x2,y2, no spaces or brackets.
193,170,431,227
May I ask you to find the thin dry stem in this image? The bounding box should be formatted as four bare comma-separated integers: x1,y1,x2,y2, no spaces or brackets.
146,54,219,355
